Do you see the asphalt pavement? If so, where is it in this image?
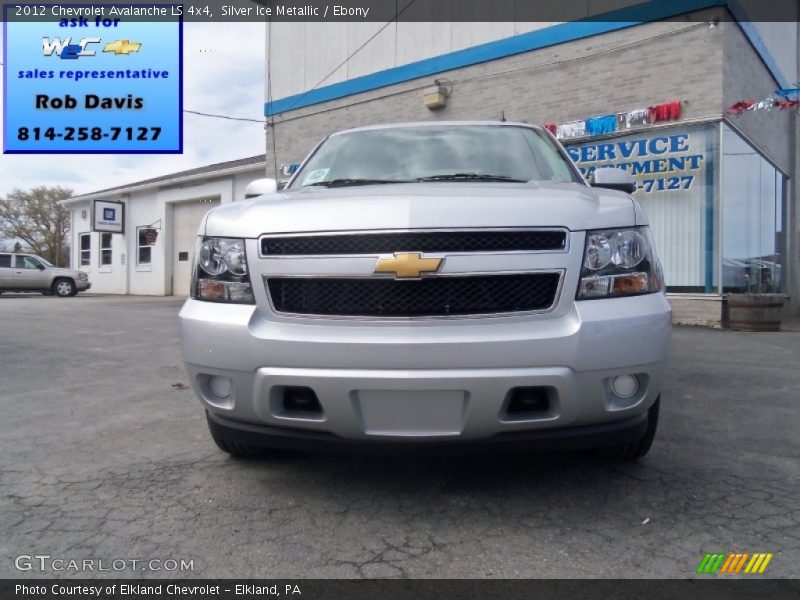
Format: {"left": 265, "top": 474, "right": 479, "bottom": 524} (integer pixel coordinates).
{"left": 0, "top": 294, "right": 798, "bottom": 578}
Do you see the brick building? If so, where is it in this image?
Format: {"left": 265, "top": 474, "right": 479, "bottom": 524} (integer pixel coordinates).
{"left": 262, "top": 3, "right": 799, "bottom": 325}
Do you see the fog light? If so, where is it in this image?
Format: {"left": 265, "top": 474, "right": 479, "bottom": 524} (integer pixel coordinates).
{"left": 209, "top": 375, "right": 233, "bottom": 398}
{"left": 611, "top": 374, "right": 638, "bottom": 399}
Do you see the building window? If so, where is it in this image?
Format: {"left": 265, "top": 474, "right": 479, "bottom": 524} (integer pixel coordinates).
{"left": 137, "top": 227, "right": 152, "bottom": 265}
{"left": 100, "top": 233, "right": 112, "bottom": 266}
{"left": 80, "top": 233, "right": 91, "bottom": 266}
{"left": 721, "top": 125, "right": 787, "bottom": 294}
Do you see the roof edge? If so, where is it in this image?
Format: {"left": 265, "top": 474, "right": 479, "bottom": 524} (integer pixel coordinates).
{"left": 61, "top": 156, "right": 266, "bottom": 206}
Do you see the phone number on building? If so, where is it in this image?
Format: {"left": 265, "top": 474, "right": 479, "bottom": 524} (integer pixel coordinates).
{"left": 16, "top": 126, "right": 162, "bottom": 142}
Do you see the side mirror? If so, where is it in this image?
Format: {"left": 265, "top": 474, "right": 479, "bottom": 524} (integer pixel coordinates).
{"left": 590, "top": 167, "right": 637, "bottom": 194}
{"left": 244, "top": 178, "right": 278, "bottom": 199}
{"left": 37, "top": 264, "right": 46, "bottom": 270}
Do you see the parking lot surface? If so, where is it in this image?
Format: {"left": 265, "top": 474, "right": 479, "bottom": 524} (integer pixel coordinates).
{"left": 1, "top": 294, "right": 798, "bottom": 578}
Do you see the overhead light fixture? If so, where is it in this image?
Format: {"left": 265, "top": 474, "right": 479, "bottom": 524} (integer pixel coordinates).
{"left": 424, "top": 79, "right": 452, "bottom": 110}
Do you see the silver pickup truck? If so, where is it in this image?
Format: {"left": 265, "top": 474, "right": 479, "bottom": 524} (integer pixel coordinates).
{"left": 179, "top": 122, "right": 671, "bottom": 459}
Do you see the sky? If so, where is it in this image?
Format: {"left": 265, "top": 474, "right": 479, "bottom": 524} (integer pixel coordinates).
{"left": 0, "top": 23, "right": 267, "bottom": 198}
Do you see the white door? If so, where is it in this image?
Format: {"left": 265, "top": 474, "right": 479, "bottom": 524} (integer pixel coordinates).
{"left": 172, "top": 199, "right": 219, "bottom": 296}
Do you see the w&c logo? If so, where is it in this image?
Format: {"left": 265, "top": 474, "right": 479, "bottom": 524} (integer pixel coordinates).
{"left": 43, "top": 37, "right": 100, "bottom": 59}
{"left": 42, "top": 37, "right": 141, "bottom": 59}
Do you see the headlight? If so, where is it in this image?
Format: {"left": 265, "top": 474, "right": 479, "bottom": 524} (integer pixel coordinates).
{"left": 192, "top": 237, "right": 255, "bottom": 304}
{"left": 77, "top": 272, "right": 89, "bottom": 281}
{"left": 198, "top": 238, "right": 246, "bottom": 276}
{"left": 577, "top": 227, "right": 663, "bottom": 299}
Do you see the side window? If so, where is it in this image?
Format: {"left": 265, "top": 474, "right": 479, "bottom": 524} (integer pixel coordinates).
{"left": 0, "top": 254, "right": 11, "bottom": 268}
{"left": 137, "top": 227, "right": 152, "bottom": 265}
{"left": 16, "top": 256, "right": 41, "bottom": 269}
{"left": 80, "top": 234, "right": 91, "bottom": 266}
{"left": 100, "top": 233, "right": 112, "bottom": 266}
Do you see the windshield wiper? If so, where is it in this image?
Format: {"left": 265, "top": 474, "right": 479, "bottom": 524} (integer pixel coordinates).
{"left": 417, "top": 173, "right": 528, "bottom": 183}
{"left": 307, "top": 178, "right": 410, "bottom": 187}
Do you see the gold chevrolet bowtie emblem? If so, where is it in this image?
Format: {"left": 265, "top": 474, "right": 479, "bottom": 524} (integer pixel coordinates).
{"left": 103, "top": 40, "right": 142, "bottom": 55}
{"left": 374, "top": 252, "right": 443, "bottom": 278}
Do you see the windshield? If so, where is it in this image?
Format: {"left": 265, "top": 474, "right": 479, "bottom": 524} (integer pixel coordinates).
{"left": 290, "top": 125, "right": 581, "bottom": 188}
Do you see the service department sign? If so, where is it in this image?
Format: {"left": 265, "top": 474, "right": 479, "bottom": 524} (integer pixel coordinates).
{"left": 93, "top": 199, "right": 124, "bottom": 233}
{"left": 564, "top": 127, "right": 712, "bottom": 196}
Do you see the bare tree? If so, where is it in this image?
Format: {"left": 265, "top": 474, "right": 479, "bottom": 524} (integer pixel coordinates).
{"left": 0, "top": 186, "right": 72, "bottom": 266}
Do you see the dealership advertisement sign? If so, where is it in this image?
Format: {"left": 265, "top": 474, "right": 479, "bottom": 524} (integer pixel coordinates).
{"left": 93, "top": 199, "right": 124, "bottom": 233}
{"left": 565, "top": 130, "right": 709, "bottom": 195}
{"left": 3, "top": 6, "right": 182, "bottom": 153}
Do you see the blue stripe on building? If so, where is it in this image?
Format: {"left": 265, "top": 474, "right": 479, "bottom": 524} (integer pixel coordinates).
{"left": 265, "top": 0, "right": 789, "bottom": 117}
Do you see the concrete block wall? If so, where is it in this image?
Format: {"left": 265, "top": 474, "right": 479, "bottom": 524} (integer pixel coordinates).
{"left": 722, "top": 22, "right": 793, "bottom": 174}
{"left": 267, "top": 17, "right": 726, "bottom": 173}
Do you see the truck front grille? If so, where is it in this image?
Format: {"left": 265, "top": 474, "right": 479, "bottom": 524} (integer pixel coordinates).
{"left": 266, "top": 273, "right": 561, "bottom": 317}
{"left": 261, "top": 230, "right": 566, "bottom": 256}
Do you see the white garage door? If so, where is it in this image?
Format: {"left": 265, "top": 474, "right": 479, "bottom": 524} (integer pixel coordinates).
{"left": 172, "top": 199, "right": 220, "bottom": 296}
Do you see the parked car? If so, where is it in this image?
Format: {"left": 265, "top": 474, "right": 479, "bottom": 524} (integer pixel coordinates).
{"left": 0, "top": 252, "right": 91, "bottom": 297}
{"left": 180, "top": 122, "right": 671, "bottom": 459}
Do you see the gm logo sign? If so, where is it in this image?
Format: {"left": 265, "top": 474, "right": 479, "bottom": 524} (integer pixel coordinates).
{"left": 103, "top": 208, "right": 116, "bottom": 221}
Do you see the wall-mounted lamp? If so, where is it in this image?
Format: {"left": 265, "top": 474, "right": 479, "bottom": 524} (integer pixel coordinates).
{"left": 424, "top": 79, "right": 452, "bottom": 110}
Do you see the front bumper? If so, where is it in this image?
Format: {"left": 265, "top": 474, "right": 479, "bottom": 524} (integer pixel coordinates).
{"left": 77, "top": 281, "right": 91, "bottom": 291}
{"left": 180, "top": 293, "right": 671, "bottom": 445}
{"left": 207, "top": 408, "right": 650, "bottom": 454}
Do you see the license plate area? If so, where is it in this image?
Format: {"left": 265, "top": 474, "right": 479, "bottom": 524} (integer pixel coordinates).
{"left": 353, "top": 390, "right": 467, "bottom": 437}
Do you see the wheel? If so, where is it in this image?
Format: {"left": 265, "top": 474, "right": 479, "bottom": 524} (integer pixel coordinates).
{"left": 207, "top": 413, "right": 269, "bottom": 458}
{"left": 53, "top": 278, "right": 76, "bottom": 297}
{"left": 601, "top": 396, "right": 660, "bottom": 460}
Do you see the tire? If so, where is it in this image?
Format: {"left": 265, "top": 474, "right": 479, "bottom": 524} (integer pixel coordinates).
{"left": 53, "top": 278, "right": 76, "bottom": 297}
{"left": 601, "top": 396, "right": 660, "bottom": 460}
{"left": 207, "top": 413, "right": 269, "bottom": 458}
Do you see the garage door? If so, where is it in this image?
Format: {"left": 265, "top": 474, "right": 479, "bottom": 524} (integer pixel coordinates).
{"left": 172, "top": 199, "right": 220, "bottom": 296}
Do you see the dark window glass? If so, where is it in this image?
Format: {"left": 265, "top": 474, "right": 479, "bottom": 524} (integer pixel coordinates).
{"left": 137, "top": 228, "right": 152, "bottom": 265}
{"left": 16, "top": 255, "right": 41, "bottom": 269}
{"left": 80, "top": 234, "right": 91, "bottom": 266}
{"left": 0, "top": 254, "right": 10, "bottom": 267}
{"left": 100, "top": 233, "right": 112, "bottom": 266}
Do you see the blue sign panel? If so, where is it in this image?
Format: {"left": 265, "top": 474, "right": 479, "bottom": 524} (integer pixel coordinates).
{"left": 3, "top": 7, "right": 182, "bottom": 153}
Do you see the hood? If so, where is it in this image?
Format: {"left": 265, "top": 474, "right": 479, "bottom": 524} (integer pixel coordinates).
{"left": 51, "top": 267, "right": 84, "bottom": 278}
{"left": 204, "top": 181, "right": 638, "bottom": 238}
